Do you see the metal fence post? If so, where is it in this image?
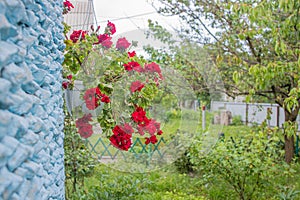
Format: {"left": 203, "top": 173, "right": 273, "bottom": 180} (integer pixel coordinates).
{"left": 296, "top": 133, "right": 299, "bottom": 157}
{"left": 202, "top": 105, "right": 206, "bottom": 130}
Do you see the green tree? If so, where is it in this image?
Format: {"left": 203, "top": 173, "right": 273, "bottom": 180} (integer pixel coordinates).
{"left": 144, "top": 20, "right": 223, "bottom": 107}
{"left": 153, "top": 0, "right": 300, "bottom": 163}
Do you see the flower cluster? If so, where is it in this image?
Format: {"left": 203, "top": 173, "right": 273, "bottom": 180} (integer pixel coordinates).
{"left": 109, "top": 124, "right": 134, "bottom": 151}
{"left": 123, "top": 61, "right": 164, "bottom": 80}
{"left": 130, "top": 81, "right": 144, "bottom": 93}
{"left": 107, "top": 21, "right": 116, "bottom": 35}
{"left": 62, "top": 1, "right": 165, "bottom": 151}
{"left": 131, "top": 107, "right": 163, "bottom": 144}
{"left": 63, "top": 0, "right": 74, "bottom": 14}
{"left": 83, "top": 87, "right": 110, "bottom": 110}
{"left": 62, "top": 74, "right": 73, "bottom": 89}
{"left": 75, "top": 113, "right": 93, "bottom": 138}
{"left": 70, "top": 30, "right": 87, "bottom": 43}
{"left": 116, "top": 37, "right": 131, "bottom": 51}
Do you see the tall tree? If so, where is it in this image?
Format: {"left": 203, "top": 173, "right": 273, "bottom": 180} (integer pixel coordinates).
{"left": 144, "top": 20, "right": 223, "bottom": 106}
{"left": 153, "top": 0, "right": 300, "bottom": 163}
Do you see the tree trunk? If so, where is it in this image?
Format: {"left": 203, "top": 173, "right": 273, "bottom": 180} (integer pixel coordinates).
{"left": 284, "top": 108, "right": 299, "bottom": 163}
{"left": 284, "top": 134, "right": 295, "bottom": 163}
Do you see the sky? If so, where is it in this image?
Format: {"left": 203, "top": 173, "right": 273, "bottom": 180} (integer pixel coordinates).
{"left": 92, "top": 0, "right": 181, "bottom": 53}
{"left": 93, "top": 0, "right": 180, "bottom": 34}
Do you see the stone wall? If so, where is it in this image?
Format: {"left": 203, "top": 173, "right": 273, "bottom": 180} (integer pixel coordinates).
{"left": 0, "top": 0, "right": 65, "bottom": 199}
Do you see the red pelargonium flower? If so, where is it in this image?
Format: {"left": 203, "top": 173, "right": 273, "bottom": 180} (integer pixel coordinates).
{"left": 101, "top": 37, "right": 113, "bottom": 48}
{"left": 62, "top": 81, "right": 69, "bottom": 89}
{"left": 76, "top": 113, "right": 92, "bottom": 124}
{"left": 101, "top": 94, "right": 110, "bottom": 103}
{"left": 116, "top": 37, "right": 131, "bottom": 50}
{"left": 83, "top": 87, "right": 102, "bottom": 110}
{"left": 144, "top": 62, "right": 161, "bottom": 74}
{"left": 95, "top": 34, "right": 112, "bottom": 48}
{"left": 96, "top": 34, "right": 109, "bottom": 44}
{"left": 137, "top": 125, "right": 145, "bottom": 136}
{"left": 123, "top": 123, "right": 134, "bottom": 134}
{"left": 123, "top": 61, "right": 143, "bottom": 72}
{"left": 70, "top": 30, "right": 87, "bottom": 43}
{"left": 157, "top": 130, "right": 163, "bottom": 135}
{"left": 131, "top": 106, "right": 148, "bottom": 124}
{"left": 130, "top": 81, "right": 144, "bottom": 93}
{"left": 63, "top": 0, "right": 74, "bottom": 14}
{"left": 66, "top": 74, "right": 73, "bottom": 80}
{"left": 110, "top": 124, "right": 133, "bottom": 151}
{"left": 75, "top": 114, "right": 93, "bottom": 138}
{"left": 107, "top": 21, "right": 116, "bottom": 35}
{"left": 128, "top": 51, "right": 136, "bottom": 58}
{"left": 77, "top": 123, "right": 93, "bottom": 138}
{"left": 145, "top": 135, "right": 158, "bottom": 145}
{"left": 144, "top": 119, "right": 160, "bottom": 135}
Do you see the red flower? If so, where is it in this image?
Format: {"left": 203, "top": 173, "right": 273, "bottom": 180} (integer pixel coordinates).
{"left": 63, "top": 0, "right": 74, "bottom": 14}
{"left": 101, "top": 37, "right": 113, "bottom": 48}
{"left": 64, "top": 0, "right": 74, "bottom": 10}
{"left": 70, "top": 30, "right": 87, "bottom": 43}
{"left": 67, "top": 74, "right": 73, "bottom": 80}
{"left": 137, "top": 125, "right": 145, "bottom": 136}
{"left": 112, "top": 125, "right": 123, "bottom": 135}
{"left": 107, "top": 21, "right": 116, "bottom": 35}
{"left": 128, "top": 51, "right": 136, "bottom": 58}
{"left": 144, "top": 62, "right": 161, "bottom": 74}
{"left": 75, "top": 114, "right": 93, "bottom": 138}
{"left": 76, "top": 113, "right": 92, "bottom": 124}
{"left": 130, "top": 81, "right": 144, "bottom": 93}
{"left": 116, "top": 37, "right": 131, "bottom": 50}
{"left": 157, "top": 130, "right": 163, "bottom": 135}
{"left": 95, "top": 34, "right": 112, "bottom": 48}
{"left": 96, "top": 34, "right": 109, "bottom": 44}
{"left": 123, "top": 123, "right": 134, "bottom": 134}
{"left": 123, "top": 61, "right": 143, "bottom": 72}
{"left": 144, "top": 119, "right": 160, "bottom": 135}
{"left": 110, "top": 125, "right": 132, "bottom": 151}
{"left": 62, "top": 81, "right": 69, "bottom": 89}
{"left": 145, "top": 135, "right": 158, "bottom": 145}
{"left": 101, "top": 94, "right": 110, "bottom": 103}
{"left": 83, "top": 87, "right": 102, "bottom": 110}
{"left": 77, "top": 123, "right": 93, "bottom": 138}
{"left": 131, "top": 106, "right": 148, "bottom": 124}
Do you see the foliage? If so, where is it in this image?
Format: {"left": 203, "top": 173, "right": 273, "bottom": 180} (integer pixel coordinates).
{"left": 231, "top": 115, "right": 244, "bottom": 126}
{"left": 276, "top": 186, "right": 300, "bottom": 200}
{"left": 81, "top": 164, "right": 205, "bottom": 200}
{"left": 62, "top": 1, "right": 168, "bottom": 152}
{"left": 153, "top": 0, "right": 300, "bottom": 163}
{"left": 68, "top": 160, "right": 300, "bottom": 200}
{"left": 191, "top": 127, "right": 294, "bottom": 199}
{"left": 144, "top": 20, "right": 223, "bottom": 106}
{"left": 64, "top": 108, "right": 96, "bottom": 199}
{"left": 174, "top": 149, "right": 195, "bottom": 173}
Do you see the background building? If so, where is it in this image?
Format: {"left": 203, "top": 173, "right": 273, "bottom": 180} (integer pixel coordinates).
{"left": 64, "top": 0, "right": 97, "bottom": 31}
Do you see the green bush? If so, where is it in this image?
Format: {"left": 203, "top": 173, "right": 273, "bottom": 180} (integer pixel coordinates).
{"left": 64, "top": 110, "right": 96, "bottom": 199}
{"left": 192, "top": 128, "right": 291, "bottom": 199}
{"left": 231, "top": 115, "right": 243, "bottom": 126}
{"left": 174, "top": 149, "right": 195, "bottom": 174}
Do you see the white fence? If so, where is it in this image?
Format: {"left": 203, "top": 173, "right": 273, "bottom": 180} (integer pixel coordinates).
{"left": 210, "top": 101, "right": 300, "bottom": 130}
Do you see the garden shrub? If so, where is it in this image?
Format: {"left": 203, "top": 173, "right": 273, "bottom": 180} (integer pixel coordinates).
{"left": 64, "top": 110, "right": 96, "bottom": 199}
{"left": 192, "top": 128, "right": 292, "bottom": 199}
{"left": 231, "top": 115, "right": 243, "bottom": 126}
{"left": 174, "top": 149, "right": 195, "bottom": 174}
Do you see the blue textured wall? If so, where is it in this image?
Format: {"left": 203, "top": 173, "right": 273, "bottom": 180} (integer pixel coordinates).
{"left": 0, "top": 0, "right": 65, "bottom": 199}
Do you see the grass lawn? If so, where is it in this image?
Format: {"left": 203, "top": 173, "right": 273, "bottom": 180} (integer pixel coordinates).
{"left": 66, "top": 110, "right": 300, "bottom": 200}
